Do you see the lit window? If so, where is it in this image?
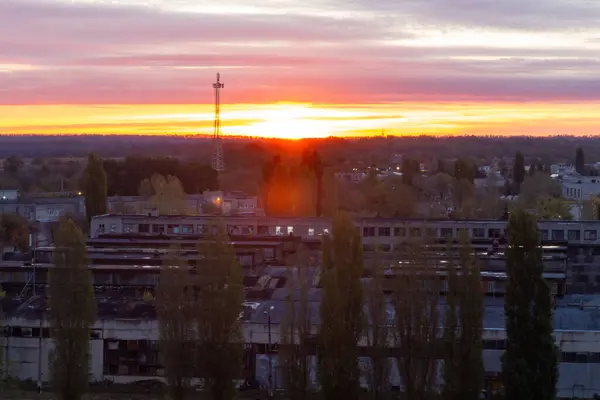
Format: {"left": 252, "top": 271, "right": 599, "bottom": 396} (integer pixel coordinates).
{"left": 323, "top": 228, "right": 329, "bottom": 234}
{"left": 287, "top": 226, "right": 293, "bottom": 234}
{"left": 308, "top": 228, "right": 315, "bottom": 236}
{"left": 275, "top": 226, "right": 282, "bottom": 235}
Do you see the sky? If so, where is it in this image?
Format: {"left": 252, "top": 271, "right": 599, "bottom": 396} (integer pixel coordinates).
{"left": 1, "top": 0, "right": 600, "bottom": 138}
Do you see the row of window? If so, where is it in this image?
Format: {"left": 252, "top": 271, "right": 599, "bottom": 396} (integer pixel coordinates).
{"left": 565, "top": 187, "right": 582, "bottom": 199}
{"left": 363, "top": 226, "right": 596, "bottom": 241}
{"left": 101, "top": 221, "right": 600, "bottom": 242}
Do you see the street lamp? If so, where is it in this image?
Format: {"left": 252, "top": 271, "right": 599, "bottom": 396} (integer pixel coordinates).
{"left": 263, "top": 305, "right": 275, "bottom": 397}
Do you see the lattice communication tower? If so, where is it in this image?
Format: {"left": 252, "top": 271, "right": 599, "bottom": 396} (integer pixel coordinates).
{"left": 211, "top": 72, "right": 225, "bottom": 172}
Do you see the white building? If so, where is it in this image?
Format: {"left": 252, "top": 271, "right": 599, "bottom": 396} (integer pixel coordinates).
{"left": 552, "top": 163, "right": 576, "bottom": 177}
{"left": 562, "top": 175, "right": 600, "bottom": 201}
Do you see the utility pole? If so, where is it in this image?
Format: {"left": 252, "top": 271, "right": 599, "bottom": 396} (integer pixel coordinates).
{"left": 264, "top": 305, "right": 275, "bottom": 397}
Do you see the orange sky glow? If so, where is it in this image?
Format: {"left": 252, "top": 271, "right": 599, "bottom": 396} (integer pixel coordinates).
{"left": 2, "top": 102, "right": 600, "bottom": 139}
{"left": 2, "top": 0, "right": 600, "bottom": 138}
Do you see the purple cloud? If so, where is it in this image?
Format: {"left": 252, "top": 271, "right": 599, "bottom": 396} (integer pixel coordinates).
{"left": 0, "top": 0, "right": 599, "bottom": 105}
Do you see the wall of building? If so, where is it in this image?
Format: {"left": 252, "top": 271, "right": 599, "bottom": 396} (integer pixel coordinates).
{"left": 4, "top": 318, "right": 600, "bottom": 397}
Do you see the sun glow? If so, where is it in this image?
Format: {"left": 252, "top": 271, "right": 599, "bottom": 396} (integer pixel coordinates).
{"left": 2, "top": 102, "right": 600, "bottom": 137}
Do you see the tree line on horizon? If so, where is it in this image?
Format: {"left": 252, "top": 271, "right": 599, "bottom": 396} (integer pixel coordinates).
{"left": 2, "top": 207, "right": 559, "bottom": 400}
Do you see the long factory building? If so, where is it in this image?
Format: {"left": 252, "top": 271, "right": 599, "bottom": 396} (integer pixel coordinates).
{"left": 3, "top": 214, "right": 600, "bottom": 398}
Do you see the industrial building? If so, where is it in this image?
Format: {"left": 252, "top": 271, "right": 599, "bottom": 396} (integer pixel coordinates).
{"left": 3, "top": 293, "right": 600, "bottom": 399}
{"left": 3, "top": 214, "right": 600, "bottom": 398}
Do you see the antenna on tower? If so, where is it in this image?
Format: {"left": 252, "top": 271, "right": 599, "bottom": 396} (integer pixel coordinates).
{"left": 211, "top": 72, "right": 225, "bottom": 172}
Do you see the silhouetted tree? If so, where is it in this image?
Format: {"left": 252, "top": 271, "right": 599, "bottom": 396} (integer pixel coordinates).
{"left": 156, "top": 247, "right": 196, "bottom": 400}
{"left": 0, "top": 213, "right": 30, "bottom": 257}
{"left": 83, "top": 153, "right": 107, "bottom": 224}
{"left": 318, "top": 213, "right": 364, "bottom": 400}
{"left": 363, "top": 249, "right": 391, "bottom": 400}
{"left": 502, "top": 210, "right": 558, "bottom": 400}
{"left": 280, "top": 244, "right": 312, "bottom": 400}
{"left": 392, "top": 238, "right": 441, "bottom": 400}
{"left": 48, "top": 218, "right": 97, "bottom": 400}
{"left": 443, "top": 232, "right": 483, "bottom": 400}
{"left": 513, "top": 152, "right": 525, "bottom": 191}
{"left": 3, "top": 155, "right": 24, "bottom": 175}
{"left": 576, "top": 147, "right": 586, "bottom": 175}
{"left": 195, "top": 227, "right": 244, "bottom": 400}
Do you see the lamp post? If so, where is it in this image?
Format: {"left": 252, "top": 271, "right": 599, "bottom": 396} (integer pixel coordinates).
{"left": 264, "top": 305, "right": 275, "bottom": 397}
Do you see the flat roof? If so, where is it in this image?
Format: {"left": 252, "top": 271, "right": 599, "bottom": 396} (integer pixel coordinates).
{"left": 5, "top": 293, "right": 600, "bottom": 332}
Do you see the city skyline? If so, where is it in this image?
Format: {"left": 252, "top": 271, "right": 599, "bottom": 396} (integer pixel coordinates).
{"left": 1, "top": 0, "right": 600, "bottom": 138}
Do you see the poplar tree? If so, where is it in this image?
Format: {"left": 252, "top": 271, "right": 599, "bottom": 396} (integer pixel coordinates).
{"left": 392, "top": 237, "right": 441, "bottom": 400}
{"left": 195, "top": 228, "right": 244, "bottom": 400}
{"left": 83, "top": 153, "right": 107, "bottom": 224}
{"left": 443, "top": 232, "right": 483, "bottom": 400}
{"left": 156, "top": 247, "right": 196, "bottom": 400}
{"left": 502, "top": 210, "right": 558, "bottom": 400}
{"left": 0, "top": 284, "right": 5, "bottom": 378}
{"left": 280, "top": 244, "right": 313, "bottom": 400}
{"left": 363, "top": 250, "right": 391, "bottom": 400}
{"left": 48, "top": 218, "right": 97, "bottom": 400}
{"left": 318, "top": 212, "right": 364, "bottom": 400}
{"left": 513, "top": 152, "right": 525, "bottom": 190}
{"left": 576, "top": 147, "right": 585, "bottom": 175}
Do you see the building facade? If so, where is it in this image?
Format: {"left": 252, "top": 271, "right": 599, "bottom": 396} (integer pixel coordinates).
{"left": 4, "top": 295, "right": 600, "bottom": 399}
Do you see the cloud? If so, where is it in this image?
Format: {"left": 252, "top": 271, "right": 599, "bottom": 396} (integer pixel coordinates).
{"left": 0, "top": 0, "right": 599, "bottom": 106}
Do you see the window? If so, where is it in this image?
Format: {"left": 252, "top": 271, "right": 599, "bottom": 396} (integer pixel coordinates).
{"left": 540, "top": 230, "right": 549, "bottom": 241}
{"left": 363, "top": 244, "right": 375, "bottom": 252}
{"left": 440, "top": 228, "right": 453, "bottom": 238}
{"left": 568, "top": 230, "right": 581, "bottom": 240}
{"left": 378, "top": 227, "right": 390, "bottom": 237}
{"left": 182, "top": 224, "right": 193, "bottom": 234}
{"left": 410, "top": 228, "right": 421, "bottom": 237}
{"left": 488, "top": 228, "right": 501, "bottom": 238}
{"left": 380, "top": 244, "right": 391, "bottom": 252}
{"left": 472, "top": 228, "right": 485, "bottom": 238}
{"left": 457, "top": 228, "right": 469, "bottom": 238}
{"left": 275, "top": 226, "right": 282, "bottom": 235}
{"left": 98, "top": 224, "right": 105, "bottom": 233}
{"left": 138, "top": 224, "right": 150, "bottom": 233}
{"left": 363, "top": 227, "right": 376, "bottom": 237}
{"left": 426, "top": 228, "right": 437, "bottom": 237}
{"left": 167, "top": 224, "right": 179, "bottom": 234}
{"left": 287, "top": 226, "right": 294, "bottom": 235}
{"left": 551, "top": 230, "right": 565, "bottom": 240}
{"left": 308, "top": 228, "right": 315, "bottom": 236}
{"left": 197, "top": 224, "right": 205, "bottom": 234}
{"left": 257, "top": 225, "right": 269, "bottom": 235}
{"left": 585, "top": 230, "right": 597, "bottom": 241}
{"left": 394, "top": 227, "right": 406, "bottom": 237}
{"left": 110, "top": 224, "right": 117, "bottom": 233}
{"left": 152, "top": 224, "right": 164, "bottom": 234}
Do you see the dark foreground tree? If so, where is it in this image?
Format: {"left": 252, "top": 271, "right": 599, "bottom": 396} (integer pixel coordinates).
{"left": 513, "top": 152, "right": 525, "bottom": 191}
{"left": 280, "top": 244, "right": 313, "bottom": 400}
{"left": 392, "top": 238, "right": 441, "bottom": 400}
{"left": 576, "top": 147, "right": 585, "bottom": 175}
{"left": 363, "top": 250, "right": 391, "bottom": 400}
{"left": 0, "top": 284, "right": 5, "bottom": 377}
{"left": 443, "top": 232, "right": 483, "bottom": 400}
{"left": 195, "top": 228, "right": 245, "bottom": 400}
{"left": 83, "top": 153, "right": 107, "bottom": 224}
{"left": 318, "top": 212, "right": 364, "bottom": 400}
{"left": 0, "top": 213, "right": 30, "bottom": 258}
{"left": 502, "top": 210, "right": 558, "bottom": 400}
{"left": 48, "top": 218, "right": 97, "bottom": 400}
{"left": 156, "top": 247, "right": 196, "bottom": 400}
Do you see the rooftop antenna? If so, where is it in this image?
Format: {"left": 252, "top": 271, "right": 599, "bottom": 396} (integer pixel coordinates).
{"left": 211, "top": 72, "right": 225, "bottom": 172}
